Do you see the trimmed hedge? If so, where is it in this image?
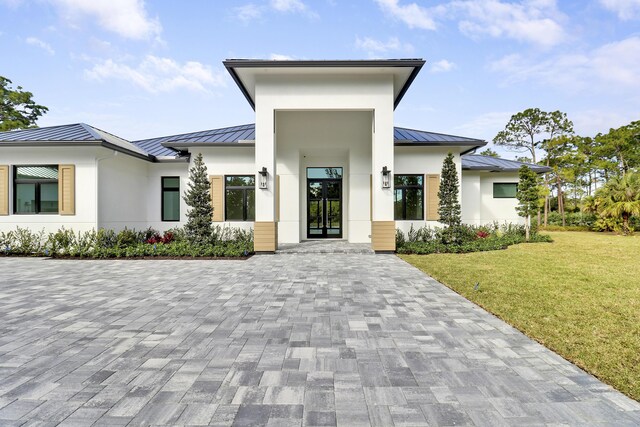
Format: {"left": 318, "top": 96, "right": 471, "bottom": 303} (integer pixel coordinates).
{"left": 396, "top": 223, "right": 552, "bottom": 255}
{"left": 0, "top": 226, "right": 253, "bottom": 258}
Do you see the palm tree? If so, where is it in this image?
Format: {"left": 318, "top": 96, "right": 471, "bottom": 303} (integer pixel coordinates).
{"left": 597, "top": 172, "right": 640, "bottom": 235}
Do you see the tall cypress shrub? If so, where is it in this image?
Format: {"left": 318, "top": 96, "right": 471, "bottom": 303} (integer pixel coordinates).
{"left": 438, "top": 152, "right": 461, "bottom": 227}
{"left": 517, "top": 165, "right": 541, "bottom": 241}
{"left": 183, "top": 153, "right": 213, "bottom": 244}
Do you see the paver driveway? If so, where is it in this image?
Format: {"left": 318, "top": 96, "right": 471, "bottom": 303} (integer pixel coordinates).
{"left": 0, "top": 255, "right": 639, "bottom": 426}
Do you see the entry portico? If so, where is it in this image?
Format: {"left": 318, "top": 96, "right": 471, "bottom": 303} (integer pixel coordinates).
{"left": 223, "top": 59, "right": 426, "bottom": 252}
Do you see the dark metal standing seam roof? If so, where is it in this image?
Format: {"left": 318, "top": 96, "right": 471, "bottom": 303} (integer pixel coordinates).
{"left": 0, "top": 123, "right": 152, "bottom": 160}
{"left": 132, "top": 124, "right": 256, "bottom": 156}
{"left": 461, "top": 155, "right": 552, "bottom": 173}
{"left": 131, "top": 123, "right": 486, "bottom": 156}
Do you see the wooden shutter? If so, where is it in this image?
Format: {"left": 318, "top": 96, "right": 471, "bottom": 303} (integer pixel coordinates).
{"left": 210, "top": 175, "right": 224, "bottom": 222}
{"left": 58, "top": 165, "right": 75, "bottom": 215}
{"left": 0, "top": 165, "right": 8, "bottom": 216}
{"left": 426, "top": 174, "right": 440, "bottom": 221}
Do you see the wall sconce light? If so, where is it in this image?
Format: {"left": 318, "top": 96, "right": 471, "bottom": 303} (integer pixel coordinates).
{"left": 381, "top": 166, "right": 391, "bottom": 188}
{"left": 259, "top": 167, "right": 268, "bottom": 189}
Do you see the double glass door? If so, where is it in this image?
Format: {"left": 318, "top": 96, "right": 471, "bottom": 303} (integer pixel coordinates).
{"left": 307, "top": 168, "right": 342, "bottom": 238}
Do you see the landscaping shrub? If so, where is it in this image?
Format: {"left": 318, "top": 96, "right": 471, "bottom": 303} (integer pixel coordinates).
{"left": 0, "top": 225, "right": 253, "bottom": 258}
{"left": 396, "top": 222, "right": 551, "bottom": 255}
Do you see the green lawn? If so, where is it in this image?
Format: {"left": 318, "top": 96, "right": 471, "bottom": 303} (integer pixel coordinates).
{"left": 400, "top": 231, "right": 640, "bottom": 401}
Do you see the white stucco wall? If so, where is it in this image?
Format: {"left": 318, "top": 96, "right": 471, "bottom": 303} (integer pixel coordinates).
{"left": 198, "top": 146, "right": 255, "bottom": 233}
{"left": 254, "top": 73, "right": 395, "bottom": 242}
{"left": 479, "top": 172, "right": 523, "bottom": 225}
{"left": 394, "top": 146, "right": 463, "bottom": 234}
{"left": 0, "top": 146, "right": 100, "bottom": 233}
{"left": 98, "top": 153, "right": 150, "bottom": 231}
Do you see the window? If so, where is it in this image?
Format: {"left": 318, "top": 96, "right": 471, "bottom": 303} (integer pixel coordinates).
{"left": 493, "top": 182, "right": 518, "bottom": 198}
{"left": 225, "top": 175, "right": 255, "bottom": 221}
{"left": 162, "top": 177, "right": 180, "bottom": 221}
{"left": 394, "top": 175, "right": 424, "bottom": 220}
{"left": 14, "top": 166, "right": 58, "bottom": 214}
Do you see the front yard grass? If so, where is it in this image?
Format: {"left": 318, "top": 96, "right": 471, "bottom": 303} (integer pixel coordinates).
{"left": 400, "top": 231, "right": 640, "bottom": 401}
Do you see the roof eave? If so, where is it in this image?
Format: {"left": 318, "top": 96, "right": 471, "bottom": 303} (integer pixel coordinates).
{"left": 223, "top": 59, "right": 426, "bottom": 112}
{"left": 161, "top": 141, "right": 256, "bottom": 148}
{"left": 0, "top": 140, "right": 154, "bottom": 162}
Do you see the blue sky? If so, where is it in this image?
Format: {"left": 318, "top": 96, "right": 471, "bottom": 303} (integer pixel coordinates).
{"left": 1, "top": 0, "right": 639, "bottom": 157}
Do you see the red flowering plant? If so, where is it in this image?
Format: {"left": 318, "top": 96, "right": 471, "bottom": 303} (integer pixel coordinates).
{"left": 476, "top": 230, "right": 490, "bottom": 239}
{"left": 146, "top": 231, "right": 174, "bottom": 245}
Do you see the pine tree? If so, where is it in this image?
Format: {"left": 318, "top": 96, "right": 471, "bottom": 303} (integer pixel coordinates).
{"left": 438, "top": 152, "right": 461, "bottom": 227}
{"left": 516, "top": 165, "right": 541, "bottom": 241}
{"left": 183, "top": 153, "right": 213, "bottom": 244}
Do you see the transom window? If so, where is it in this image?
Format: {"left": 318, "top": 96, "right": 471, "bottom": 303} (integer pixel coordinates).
{"left": 394, "top": 175, "right": 424, "bottom": 220}
{"left": 225, "top": 175, "right": 255, "bottom": 221}
{"left": 493, "top": 182, "right": 518, "bottom": 198}
{"left": 14, "top": 165, "right": 59, "bottom": 214}
{"left": 307, "top": 167, "right": 343, "bottom": 179}
{"left": 161, "top": 177, "right": 180, "bottom": 221}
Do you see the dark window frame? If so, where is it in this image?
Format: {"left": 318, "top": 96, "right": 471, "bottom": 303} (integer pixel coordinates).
{"left": 493, "top": 182, "right": 518, "bottom": 199}
{"left": 225, "top": 175, "right": 255, "bottom": 222}
{"left": 394, "top": 174, "right": 424, "bottom": 221}
{"left": 13, "top": 165, "right": 59, "bottom": 215}
{"left": 161, "top": 176, "right": 180, "bottom": 222}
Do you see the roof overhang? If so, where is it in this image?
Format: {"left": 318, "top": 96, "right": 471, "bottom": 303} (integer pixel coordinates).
{"left": 223, "top": 59, "right": 426, "bottom": 111}
{"left": 0, "top": 140, "right": 154, "bottom": 162}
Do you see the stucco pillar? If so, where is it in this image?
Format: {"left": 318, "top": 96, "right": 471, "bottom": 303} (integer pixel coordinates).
{"left": 254, "top": 106, "right": 277, "bottom": 252}
{"left": 371, "top": 106, "right": 395, "bottom": 252}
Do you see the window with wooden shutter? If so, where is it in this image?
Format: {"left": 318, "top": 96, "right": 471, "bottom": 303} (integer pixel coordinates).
{"left": 210, "top": 175, "right": 224, "bottom": 222}
{"left": 58, "top": 164, "right": 75, "bottom": 215}
{"left": 426, "top": 174, "right": 440, "bottom": 221}
{"left": 0, "top": 165, "right": 8, "bottom": 216}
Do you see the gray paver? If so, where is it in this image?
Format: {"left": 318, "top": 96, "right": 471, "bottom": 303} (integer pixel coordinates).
{"left": 0, "top": 254, "right": 639, "bottom": 426}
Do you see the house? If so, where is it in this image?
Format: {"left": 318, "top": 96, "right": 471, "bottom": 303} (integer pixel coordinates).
{"left": 0, "top": 59, "right": 549, "bottom": 252}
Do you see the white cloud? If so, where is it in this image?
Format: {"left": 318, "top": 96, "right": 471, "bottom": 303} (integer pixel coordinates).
{"left": 490, "top": 36, "right": 640, "bottom": 91}
{"left": 270, "top": 0, "right": 306, "bottom": 12}
{"left": 25, "top": 36, "right": 55, "bottom": 55}
{"left": 269, "top": 53, "right": 294, "bottom": 60}
{"left": 451, "top": 0, "right": 567, "bottom": 48}
{"left": 430, "top": 59, "right": 456, "bottom": 73}
{"left": 373, "top": 0, "right": 566, "bottom": 47}
{"left": 355, "top": 36, "right": 414, "bottom": 57}
{"left": 235, "top": 4, "right": 262, "bottom": 22}
{"left": 599, "top": 0, "right": 640, "bottom": 20}
{"left": 49, "top": 0, "right": 161, "bottom": 40}
{"left": 374, "top": 0, "right": 438, "bottom": 30}
{"left": 85, "top": 55, "right": 226, "bottom": 94}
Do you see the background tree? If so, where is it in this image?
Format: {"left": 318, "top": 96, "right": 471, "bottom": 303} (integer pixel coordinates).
{"left": 493, "top": 108, "right": 548, "bottom": 163}
{"left": 0, "top": 76, "right": 48, "bottom": 131}
{"left": 516, "top": 165, "right": 541, "bottom": 241}
{"left": 479, "top": 148, "right": 499, "bottom": 157}
{"left": 594, "top": 121, "right": 640, "bottom": 178}
{"left": 438, "top": 153, "right": 461, "bottom": 227}
{"left": 183, "top": 153, "right": 213, "bottom": 244}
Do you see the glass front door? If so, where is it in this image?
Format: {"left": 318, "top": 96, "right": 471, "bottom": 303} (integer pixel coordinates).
{"left": 307, "top": 168, "right": 342, "bottom": 239}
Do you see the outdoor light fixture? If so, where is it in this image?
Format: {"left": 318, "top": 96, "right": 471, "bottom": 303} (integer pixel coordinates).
{"left": 381, "top": 166, "right": 391, "bottom": 188}
{"left": 259, "top": 167, "right": 268, "bottom": 189}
